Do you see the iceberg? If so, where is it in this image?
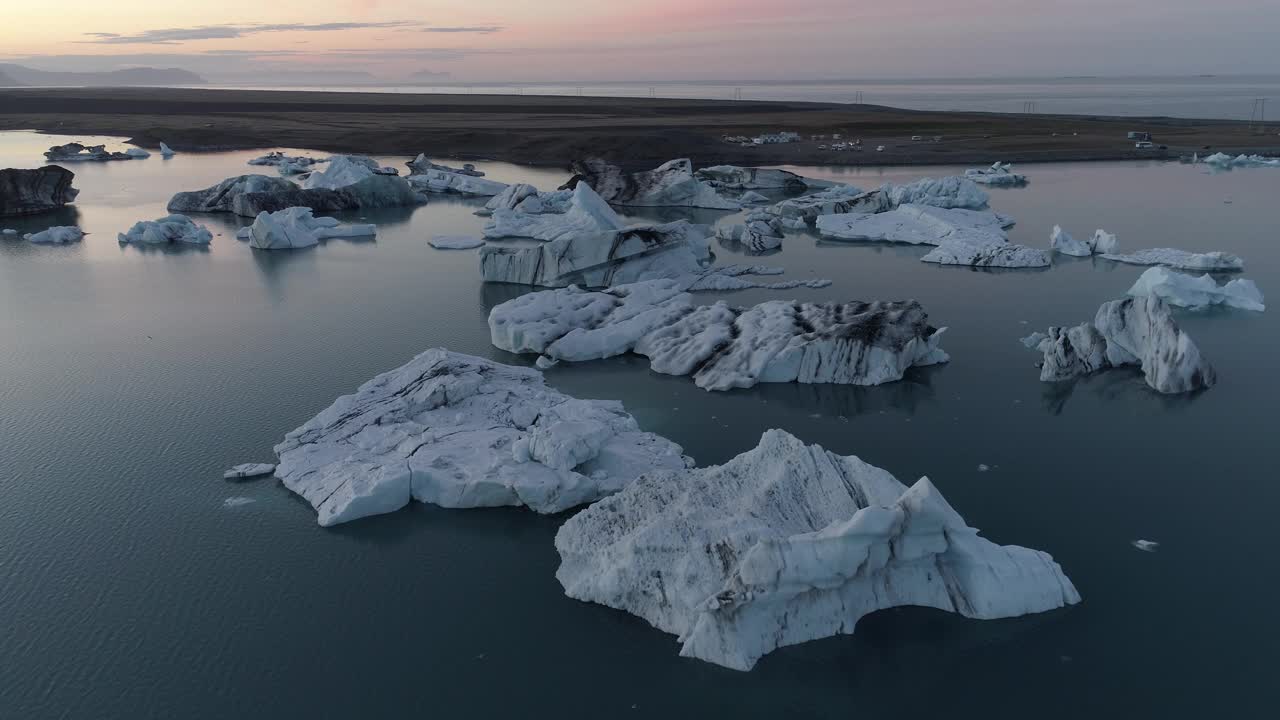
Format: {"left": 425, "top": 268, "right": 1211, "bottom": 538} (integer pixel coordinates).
{"left": 0, "top": 166, "right": 79, "bottom": 217}
{"left": 483, "top": 183, "right": 625, "bottom": 242}
{"left": 125, "top": 148, "right": 151, "bottom": 159}
{"left": 43, "top": 142, "right": 137, "bottom": 162}
{"left": 1202, "top": 153, "right": 1280, "bottom": 170}
{"left": 159, "top": 143, "right": 176, "bottom": 159}
{"left": 964, "top": 162, "right": 1028, "bottom": 186}
{"left": 168, "top": 173, "right": 424, "bottom": 218}
{"left": 883, "top": 176, "right": 990, "bottom": 211}
{"left": 739, "top": 190, "right": 770, "bottom": 205}
{"left": 406, "top": 154, "right": 485, "bottom": 177}
{"left": 715, "top": 210, "right": 784, "bottom": 254}
{"left": 1126, "top": 266, "right": 1264, "bottom": 311}
{"left": 1050, "top": 225, "right": 1117, "bottom": 256}
{"left": 490, "top": 281, "right": 949, "bottom": 391}
{"left": 1030, "top": 296, "right": 1216, "bottom": 393}
{"left": 248, "top": 152, "right": 327, "bottom": 175}
{"left": 302, "top": 155, "right": 398, "bottom": 190}
{"left": 243, "top": 207, "right": 376, "bottom": 250}
{"left": 480, "top": 219, "right": 712, "bottom": 288}
{"left": 694, "top": 165, "right": 835, "bottom": 191}
{"left": 766, "top": 185, "right": 871, "bottom": 227}
{"left": 556, "top": 429, "right": 1080, "bottom": 671}
{"left": 1100, "top": 248, "right": 1244, "bottom": 272}
{"left": 817, "top": 204, "right": 1011, "bottom": 246}
{"left": 429, "top": 235, "right": 484, "bottom": 249}
{"left": 768, "top": 176, "right": 988, "bottom": 229}
{"left": 406, "top": 154, "right": 506, "bottom": 196}
{"left": 223, "top": 463, "right": 276, "bottom": 480}
{"left": 24, "top": 226, "right": 84, "bottom": 244}
{"left": 921, "top": 236, "right": 1051, "bottom": 268}
{"left": 566, "top": 158, "right": 740, "bottom": 210}
{"left": 270, "top": 349, "right": 689, "bottom": 526}
{"left": 117, "top": 214, "right": 212, "bottom": 245}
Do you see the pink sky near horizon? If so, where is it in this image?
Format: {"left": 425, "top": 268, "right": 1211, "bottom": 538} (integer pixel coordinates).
{"left": 2, "top": 0, "right": 1278, "bottom": 82}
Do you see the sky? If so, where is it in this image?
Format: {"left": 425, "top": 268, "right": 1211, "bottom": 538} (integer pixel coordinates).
{"left": 2, "top": 0, "right": 1279, "bottom": 83}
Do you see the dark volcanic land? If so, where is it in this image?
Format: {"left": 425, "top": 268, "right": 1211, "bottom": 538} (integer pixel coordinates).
{"left": 2, "top": 87, "right": 1277, "bottom": 169}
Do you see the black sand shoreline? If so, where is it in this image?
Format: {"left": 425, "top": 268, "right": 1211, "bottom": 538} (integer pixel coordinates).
{"left": 2, "top": 87, "right": 1276, "bottom": 169}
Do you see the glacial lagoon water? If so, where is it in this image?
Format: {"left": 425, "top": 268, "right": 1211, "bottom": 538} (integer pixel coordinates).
{"left": 2, "top": 130, "right": 1278, "bottom": 718}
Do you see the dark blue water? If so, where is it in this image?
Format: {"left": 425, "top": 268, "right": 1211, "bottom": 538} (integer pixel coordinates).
{"left": 2, "top": 131, "right": 1277, "bottom": 718}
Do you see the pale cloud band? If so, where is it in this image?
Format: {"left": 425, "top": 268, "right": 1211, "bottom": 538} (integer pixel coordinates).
{"left": 80, "top": 22, "right": 502, "bottom": 45}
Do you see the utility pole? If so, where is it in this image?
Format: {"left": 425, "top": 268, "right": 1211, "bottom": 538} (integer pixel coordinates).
{"left": 576, "top": 86, "right": 583, "bottom": 97}
{"left": 1023, "top": 101, "right": 1038, "bottom": 114}
{"left": 1249, "top": 98, "right": 1267, "bottom": 133}
{"left": 733, "top": 87, "right": 743, "bottom": 101}
{"left": 649, "top": 87, "right": 655, "bottom": 98}
{"left": 853, "top": 90, "right": 864, "bottom": 104}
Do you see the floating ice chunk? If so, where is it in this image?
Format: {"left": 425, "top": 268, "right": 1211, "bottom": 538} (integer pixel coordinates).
{"left": 248, "top": 152, "right": 327, "bottom": 175}
{"left": 223, "top": 463, "right": 276, "bottom": 480}
{"left": 884, "top": 176, "right": 990, "bottom": 211}
{"left": 223, "top": 496, "right": 255, "bottom": 508}
{"left": 818, "top": 204, "right": 1010, "bottom": 245}
{"left": 2, "top": 229, "right": 17, "bottom": 236}
{"left": 159, "top": 143, "right": 176, "bottom": 158}
{"left": 921, "top": 236, "right": 1050, "bottom": 268}
{"left": 429, "top": 235, "right": 485, "bottom": 250}
{"left": 269, "top": 349, "right": 688, "bottom": 526}
{"left": 694, "top": 165, "right": 835, "bottom": 191}
{"left": 1091, "top": 229, "right": 1118, "bottom": 254}
{"left": 125, "top": 147, "right": 151, "bottom": 159}
{"left": 407, "top": 167, "right": 507, "bottom": 196}
{"left": 964, "top": 162, "right": 1028, "bottom": 186}
{"left": 1050, "top": 225, "right": 1091, "bottom": 257}
{"left": 169, "top": 173, "right": 423, "bottom": 217}
{"left": 1126, "top": 266, "right": 1264, "bottom": 311}
{"left": 44, "top": 142, "right": 137, "bottom": 162}
{"left": 766, "top": 185, "right": 870, "bottom": 227}
{"left": 243, "top": 207, "right": 375, "bottom": 250}
{"left": 490, "top": 281, "right": 948, "bottom": 391}
{"left": 567, "top": 158, "right": 740, "bottom": 209}
{"left": 406, "top": 154, "right": 485, "bottom": 177}
{"left": 1202, "top": 153, "right": 1280, "bottom": 170}
{"left": 715, "top": 210, "right": 784, "bottom": 254}
{"left": 977, "top": 463, "right": 991, "bottom": 472}
{"left": 739, "top": 191, "right": 770, "bottom": 204}
{"left": 0, "top": 166, "right": 79, "bottom": 217}
{"left": 481, "top": 218, "right": 712, "bottom": 288}
{"left": 1020, "top": 332, "right": 1049, "bottom": 349}
{"left": 24, "top": 226, "right": 84, "bottom": 244}
{"left": 1100, "top": 248, "right": 1244, "bottom": 272}
{"left": 484, "top": 183, "right": 624, "bottom": 242}
{"left": 1132, "top": 540, "right": 1160, "bottom": 552}
{"left": 555, "top": 429, "right": 1080, "bottom": 671}
{"left": 1032, "top": 296, "right": 1215, "bottom": 393}
{"left": 302, "top": 155, "right": 398, "bottom": 190}
{"left": 118, "top": 214, "right": 212, "bottom": 245}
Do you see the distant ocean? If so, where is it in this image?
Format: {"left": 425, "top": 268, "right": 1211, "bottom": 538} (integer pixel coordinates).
{"left": 200, "top": 75, "right": 1280, "bottom": 121}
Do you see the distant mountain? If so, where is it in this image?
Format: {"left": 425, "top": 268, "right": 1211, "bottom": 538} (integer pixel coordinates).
{"left": 209, "top": 70, "right": 381, "bottom": 86}
{"left": 409, "top": 70, "right": 452, "bottom": 82}
{"left": 0, "top": 70, "right": 22, "bottom": 87}
{"left": 0, "top": 64, "right": 205, "bottom": 87}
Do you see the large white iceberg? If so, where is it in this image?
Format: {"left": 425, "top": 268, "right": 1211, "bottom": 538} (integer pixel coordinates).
{"left": 490, "top": 281, "right": 949, "bottom": 391}
{"left": 1050, "top": 225, "right": 1117, "bottom": 256}
{"left": 568, "top": 158, "right": 740, "bottom": 210}
{"left": 694, "top": 165, "right": 835, "bottom": 191}
{"left": 117, "top": 214, "right": 212, "bottom": 245}
{"left": 964, "top": 162, "right": 1028, "bottom": 186}
{"left": 24, "top": 226, "right": 84, "bottom": 244}
{"left": 243, "top": 207, "right": 376, "bottom": 250}
{"left": 556, "top": 429, "right": 1080, "bottom": 671}
{"left": 271, "top": 349, "right": 689, "bottom": 526}
{"left": 481, "top": 219, "right": 712, "bottom": 287}
{"left": 302, "top": 155, "right": 398, "bottom": 190}
{"left": 817, "top": 204, "right": 1010, "bottom": 246}
{"left": 884, "top": 176, "right": 990, "bottom": 211}
{"left": 1100, "top": 248, "right": 1244, "bottom": 272}
{"left": 1126, "top": 266, "right": 1264, "bottom": 311}
{"left": 484, "top": 183, "right": 624, "bottom": 242}
{"left": 715, "top": 210, "right": 784, "bottom": 254}
{"left": 1030, "top": 296, "right": 1216, "bottom": 393}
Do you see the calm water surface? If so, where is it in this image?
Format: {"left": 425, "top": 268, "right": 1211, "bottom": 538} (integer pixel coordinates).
{"left": 1, "top": 130, "right": 1277, "bottom": 718}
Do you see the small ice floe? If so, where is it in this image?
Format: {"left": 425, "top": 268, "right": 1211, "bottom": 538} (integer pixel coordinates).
{"left": 159, "top": 143, "right": 176, "bottom": 158}
{"left": 24, "top": 226, "right": 84, "bottom": 244}
{"left": 118, "top": 215, "right": 212, "bottom": 245}
{"left": 964, "top": 162, "right": 1028, "bottom": 187}
{"left": 1132, "top": 539, "right": 1160, "bottom": 552}
{"left": 977, "top": 464, "right": 991, "bottom": 472}
{"left": 44, "top": 142, "right": 137, "bottom": 162}
{"left": 1100, "top": 248, "right": 1244, "bottom": 272}
{"left": 1202, "top": 153, "right": 1280, "bottom": 170}
{"left": 429, "top": 235, "right": 485, "bottom": 250}
{"left": 223, "top": 496, "right": 256, "bottom": 508}
{"left": 223, "top": 463, "right": 276, "bottom": 480}
{"left": 1126, "top": 266, "right": 1264, "bottom": 312}
{"left": 242, "top": 207, "right": 376, "bottom": 250}
{"left": 125, "top": 147, "right": 151, "bottom": 159}
{"left": 2, "top": 228, "right": 18, "bottom": 236}
{"left": 1020, "top": 332, "right": 1048, "bottom": 349}
{"left": 1049, "top": 225, "right": 1116, "bottom": 256}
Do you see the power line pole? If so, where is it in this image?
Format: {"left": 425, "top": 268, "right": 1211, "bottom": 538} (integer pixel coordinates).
{"left": 853, "top": 90, "right": 863, "bottom": 104}
{"left": 1249, "top": 98, "right": 1267, "bottom": 132}
{"left": 733, "top": 87, "right": 742, "bottom": 101}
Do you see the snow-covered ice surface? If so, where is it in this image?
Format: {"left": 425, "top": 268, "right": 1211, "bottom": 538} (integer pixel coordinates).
{"left": 243, "top": 207, "right": 376, "bottom": 250}
{"left": 1030, "top": 296, "right": 1216, "bottom": 393}
{"left": 223, "top": 463, "right": 276, "bottom": 480}
{"left": 1100, "top": 248, "right": 1244, "bottom": 272}
{"left": 484, "top": 183, "right": 624, "bottom": 242}
{"left": 964, "top": 162, "right": 1028, "bottom": 186}
{"left": 695, "top": 165, "right": 835, "bottom": 191}
{"left": 429, "top": 235, "right": 485, "bottom": 250}
{"left": 1126, "top": 267, "right": 1264, "bottom": 311}
{"left": 569, "top": 158, "right": 740, "bottom": 210}
{"left": 24, "top": 226, "right": 84, "bottom": 244}
{"left": 480, "top": 218, "right": 713, "bottom": 288}
{"left": 117, "top": 215, "right": 212, "bottom": 245}
{"left": 490, "top": 281, "right": 948, "bottom": 391}
{"left": 270, "top": 349, "right": 688, "bottom": 526}
{"left": 555, "top": 429, "right": 1080, "bottom": 671}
